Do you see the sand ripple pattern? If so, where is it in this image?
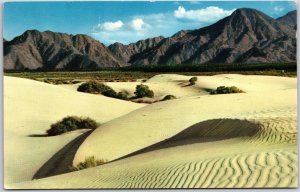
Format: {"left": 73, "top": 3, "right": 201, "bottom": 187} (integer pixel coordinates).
{"left": 110, "top": 151, "right": 297, "bottom": 188}
{"left": 247, "top": 117, "right": 297, "bottom": 144}
{"left": 53, "top": 149, "right": 296, "bottom": 189}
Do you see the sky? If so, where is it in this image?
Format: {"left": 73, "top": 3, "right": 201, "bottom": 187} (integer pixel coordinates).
{"left": 3, "top": 1, "right": 297, "bottom": 45}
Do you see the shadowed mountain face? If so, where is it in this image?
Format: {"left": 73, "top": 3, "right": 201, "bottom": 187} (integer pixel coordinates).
{"left": 3, "top": 8, "right": 297, "bottom": 70}
{"left": 108, "top": 36, "right": 165, "bottom": 63}
{"left": 4, "top": 30, "right": 123, "bottom": 70}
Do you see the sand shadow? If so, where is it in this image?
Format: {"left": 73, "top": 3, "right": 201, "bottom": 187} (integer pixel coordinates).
{"left": 117, "top": 119, "right": 260, "bottom": 161}
{"left": 28, "top": 134, "right": 49, "bottom": 137}
{"left": 32, "top": 130, "right": 93, "bottom": 180}
{"left": 181, "top": 83, "right": 194, "bottom": 87}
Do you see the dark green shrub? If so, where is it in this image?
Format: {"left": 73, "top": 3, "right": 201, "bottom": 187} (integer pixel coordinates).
{"left": 47, "top": 116, "right": 98, "bottom": 136}
{"left": 77, "top": 81, "right": 112, "bottom": 94}
{"left": 77, "top": 81, "right": 131, "bottom": 100}
{"left": 102, "top": 89, "right": 118, "bottom": 98}
{"left": 210, "top": 86, "right": 244, "bottom": 95}
{"left": 189, "top": 77, "right": 198, "bottom": 85}
{"left": 117, "top": 91, "right": 130, "bottom": 100}
{"left": 134, "top": 84, "right": 154, "bottom": 98}
{"left": 69, "top": 156, "right": 106, "bottom": 171}
{"left": 161, "top": 95, "right": 176, "bottom": 101}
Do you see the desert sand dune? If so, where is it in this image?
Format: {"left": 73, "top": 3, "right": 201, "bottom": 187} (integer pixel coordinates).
{"left": 74, "top": 89, "right": 296, "bottom": 163}
{"left": 59, "top": 80, "right": 202, "bottom": 99}
{"left": 59, "top": 74, "right": 296, "bottom": 100}
{"left": 4, "top": 74, "right": 297, "bottom": 189}
{"left": 10, "top": 116, "right": 297, "bottom": 188}
{"left": 4, "top": 76, "right": 144, "bottom": 185}
{"left": 118, "top": 119, "right": 261, "bottom": 158}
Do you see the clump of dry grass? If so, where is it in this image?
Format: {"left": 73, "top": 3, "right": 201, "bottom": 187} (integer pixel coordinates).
{"left": 69, "top": 156, "right": 106, "bottom": 171}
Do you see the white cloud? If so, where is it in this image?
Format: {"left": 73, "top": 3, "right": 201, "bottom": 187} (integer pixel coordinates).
{"left": 130, "top": 18, "right": 145, "bottom": 31}
{"left": 274, "top": 6, "right": 284, "bottom": 12}
{"left": 174, "top": 6, "right": 235, "bottom": 22}
{"left": 98, "top": 20, "right": 124, "bottom": 31}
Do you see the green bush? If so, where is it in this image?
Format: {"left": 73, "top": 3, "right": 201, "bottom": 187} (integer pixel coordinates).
{"left": 77, "top": 81, "right": 112, "bottom": 94}
{"left": 102, "top": 89, "right": 118, "bottom": 98}
{"left": 189, "top": 77, "right": 198, "bottom": 85}
{"left": 47, "top": 116, "right": 98, "bottom": 136}
{"left": 69, "top": 156, "right": 106, "bottom": 171}
{"left": 161, "top": 95, "right": 176, "bottom": 101}
{"left": 210, "top": 86, "right": 244, "bottom": 95}
{"left": 77, "top": 81, "right": 131, "bottom": 101}
{"left": 134, "top": 84, "right": 154, "bottom": 98}
{"left": 117, "top": 91, "right": 130, "bottom": 100}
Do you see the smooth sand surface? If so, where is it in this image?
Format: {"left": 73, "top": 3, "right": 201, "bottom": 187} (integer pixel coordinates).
{"left": 4, "top": 76, "right": 144, "bottom": 186}
{"left": 5, "top": 74, "right": 297, "bottom": 188}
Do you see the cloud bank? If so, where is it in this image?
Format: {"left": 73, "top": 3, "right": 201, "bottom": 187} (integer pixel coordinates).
{"left": 174, "top": 6, "right": 235, "bottom": 22}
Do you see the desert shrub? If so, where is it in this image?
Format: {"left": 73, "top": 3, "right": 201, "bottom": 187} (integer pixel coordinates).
{"left": 210, "top": 86, "right": 244, "bottom": 95}
{"left": 161, "top": 95, "right": 176, "bottom": 101}
{"left": 47, "top": 116, "right": 98, "bottom": 136}
{"left": 134, "top": 84, "right": 154, "bottom": 98}
{"left": 117, "top": 91, "right": 130, "bottom": 100}
{"left": 77, "top": 81, "right": 112, "bottom": 94}
{"left": 77, "top": 81, "right": 130, "bottom": 100}
{"left": 70, "top": 156, "right": 106, "bottom": 171}
{"left": 189, "top": 77, "right": 198, "bottom": 85}
{"left": 102, "top": 89, "right": 118, "bottom": 98}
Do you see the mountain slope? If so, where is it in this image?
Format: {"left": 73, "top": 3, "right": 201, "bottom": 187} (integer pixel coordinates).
{"left": 277, "top": 10, "right": 297, "bottom": 29}
{"left": 115, "top": 8, "right": 296, "bottom": 65}
{"left": 108, "top": 36, "right": 164, "bottom": 63}
{"left": 4, "top": 30, "right": 123, "bottom": 70}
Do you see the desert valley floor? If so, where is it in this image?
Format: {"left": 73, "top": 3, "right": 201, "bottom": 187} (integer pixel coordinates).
{"left": 4, "top": 74, "right": 298, "bottom": 189}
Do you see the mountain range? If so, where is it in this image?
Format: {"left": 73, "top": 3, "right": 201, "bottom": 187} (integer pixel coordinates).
{"left": 3, "top": 8, "right": 297, "bottom": 70}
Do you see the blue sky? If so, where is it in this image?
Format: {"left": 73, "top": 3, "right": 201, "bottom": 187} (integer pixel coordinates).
{"left": 4, "top": 1, "right": 296, "bottom": 45}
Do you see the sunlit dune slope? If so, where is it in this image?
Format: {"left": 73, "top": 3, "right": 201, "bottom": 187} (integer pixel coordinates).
{"left": 4, "top": 76, "right": 144, "bottom": 185}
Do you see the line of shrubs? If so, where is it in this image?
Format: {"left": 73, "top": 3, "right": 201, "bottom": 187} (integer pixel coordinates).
{"left": 210, "top": 86, "right": 244, "bottom": 95}
{"left": 46, "top": 116, "right": 98, "bottom": 136}
{"left": 77, "top": 81, "right": 155, "bottom": 100}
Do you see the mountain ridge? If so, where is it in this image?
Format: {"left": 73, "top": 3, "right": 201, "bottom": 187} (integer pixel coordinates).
{"left": 3, "top": 8, "right": 297, "bottom": 70}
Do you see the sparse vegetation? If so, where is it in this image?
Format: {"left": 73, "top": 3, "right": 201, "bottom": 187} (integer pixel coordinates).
{"left": 134, "top": 84, "right": 154, "bottom": 98}
{"left": 189, "top": 77, "right": 198, "bottom": 85}
{"left": 77, "top": 81, "right": 113, "bottom": 94}
{"left": 4, "top": 64, "right": 297, "bottom": 84}
{"left": 161, "top": 95, "right": 176, "bottom": 101}
{"left": 46, "top": 116, "right": 98, "bottom": 136}
{"left": 69, "top": 156, "right": 106, "bottom": 171}
{"left": 102, "top": 89, "right": 118, "bottom": 98}
{"left": 77, "top": 81, "right": 131, "bottom": 100}
{"left": 117, "top": 91, "right": 130, "bottom": 100}
{"left": 42, "top": 78, "right": 80, "bottom": 85}
{"left": 210, "top": 86, "right": 244, "bottom": 95}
